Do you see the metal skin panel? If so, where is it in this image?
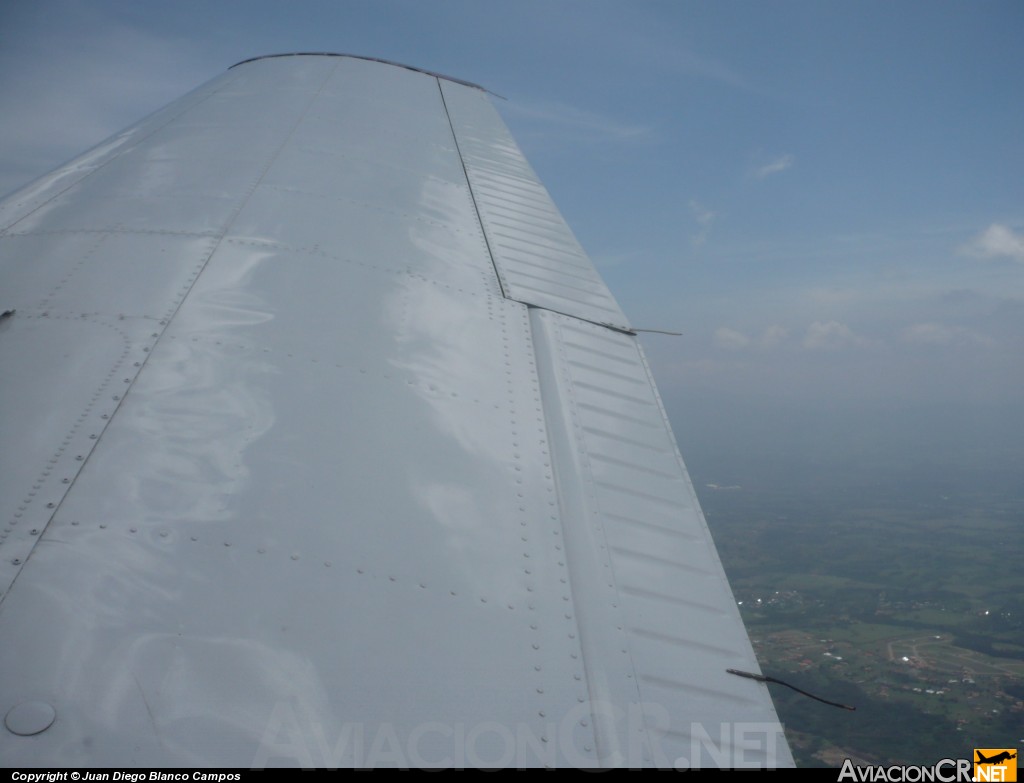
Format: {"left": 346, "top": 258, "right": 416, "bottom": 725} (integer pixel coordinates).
{"left": 0, "top": 54, "right": 790, "bottom": 767}
{"left": 439, "top": 81, "right": 631, "bottom": 333}
{"left": 530, "top": 311, "right": 793, "bottom": 767}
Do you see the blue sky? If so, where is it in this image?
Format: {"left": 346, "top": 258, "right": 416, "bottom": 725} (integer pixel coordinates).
{"left": 2, "top": 0, "right": 1022, "bottom": 487}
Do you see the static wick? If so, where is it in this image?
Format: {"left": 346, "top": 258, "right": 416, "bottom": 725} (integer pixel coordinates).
{"left": 631, "top": 327, "right": 683, "bottom": 336}
{"left": 726, "top": 668, "right": 856, "bottom": 711}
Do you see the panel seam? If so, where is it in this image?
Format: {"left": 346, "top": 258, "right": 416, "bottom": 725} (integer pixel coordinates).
{"left": 0, "top": 59, "right": 344, "bottom": 605}
{"left": 528, "top": 307, "right": 653, "bottom": 768}
{"left": 436, "top": 79, "right": 509, "bottom": 299}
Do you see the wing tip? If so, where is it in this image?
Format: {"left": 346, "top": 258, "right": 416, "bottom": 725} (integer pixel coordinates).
{"left": 228, "top": 52, "right": 491, "bottom": 95}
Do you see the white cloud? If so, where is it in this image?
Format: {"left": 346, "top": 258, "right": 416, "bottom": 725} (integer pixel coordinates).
{"left": 900, "top": 322, "right": 993, "bottom": 347}
{"left": 959, "top": 223, "right": 1024, "bottom": 263}
{"left": 689, "top": 199, "right": 717, "bottom": 247}
{"left": 503, "top": 100, "right": 651, "bottom": 143}
{"left": 759, "top": 324, "right": 789, "bottom": 347}
{"left": 803, "top": 286, "right": 871, "bottom": 306}
{"left": 632, "top": 36, "right": 752, "bottom": 91}
{"left": 714, "top": 327, "right": 750, "bottom": 350}
{"left": 754, "top": 154, "right": 794, "bottom": 179}
{"left": 711, "top": 324, "right": 788, "bottom": 351}
{"left": 668, "top": 48, "right": 750, "bottom": 91}
{"left": 802, "top": 321, "right": 867, "bottom": 350}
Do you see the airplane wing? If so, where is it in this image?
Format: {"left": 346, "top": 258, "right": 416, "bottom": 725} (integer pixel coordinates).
{"left": 0, "top": 53, "right": 792, "bottom": 768}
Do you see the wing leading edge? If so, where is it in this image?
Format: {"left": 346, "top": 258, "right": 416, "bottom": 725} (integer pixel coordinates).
{"left": 0, "top": 54, "right": 792, "bottom": 767}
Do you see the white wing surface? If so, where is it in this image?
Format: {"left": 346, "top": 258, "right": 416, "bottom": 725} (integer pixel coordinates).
{"left": 0, "top": 54, "right": 792, "bottom": 768}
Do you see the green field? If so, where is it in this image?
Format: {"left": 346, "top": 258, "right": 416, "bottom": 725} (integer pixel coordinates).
{"left": 701, "top": 484, "right": 1024, "bottom": 767}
